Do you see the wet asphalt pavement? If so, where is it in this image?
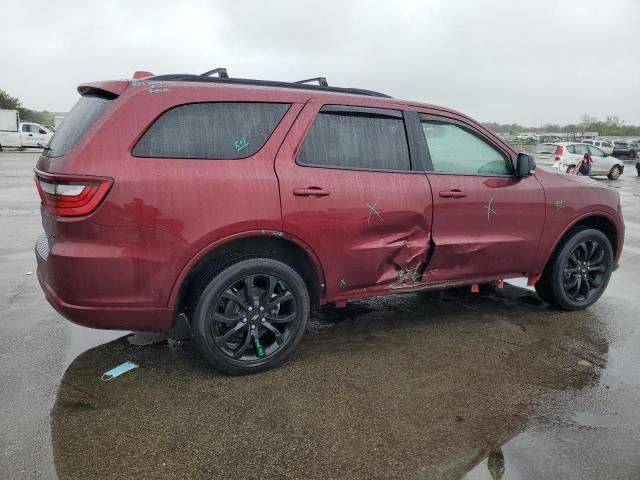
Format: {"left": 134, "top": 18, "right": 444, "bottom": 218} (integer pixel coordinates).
{"left": 1, "top": 151, "right": 639, "bottom": 479}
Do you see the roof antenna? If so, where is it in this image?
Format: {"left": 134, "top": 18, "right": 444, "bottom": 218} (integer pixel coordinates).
{"left": 293, "top": 77, "right": 328, "bottom": 87}
{"left": 201, "top": 68, "right": 229, "bottom": 78}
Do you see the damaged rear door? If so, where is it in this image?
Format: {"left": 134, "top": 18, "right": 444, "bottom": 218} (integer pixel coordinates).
{"left": 275, "top": 101, "right": 433, "bottom": 300}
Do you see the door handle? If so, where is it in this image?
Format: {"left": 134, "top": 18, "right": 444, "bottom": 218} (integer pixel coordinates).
{"left": 28, "top": 134, "right": 33, "bottom": 136}
{"left": 293, "top": 187, "right": 330, "bottom": 197}
{"left": 439, "top": 190, "right": 467, "bottom": 198}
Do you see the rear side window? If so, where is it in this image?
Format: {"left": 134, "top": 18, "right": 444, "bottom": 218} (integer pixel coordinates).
{"left": 297, "top": 107, "right": 410, "bottom": 171}
{"left": 45, "top": 94, "right": 113, "bottom": 157}
{"left": 133, "top": 102, "right": 290, "bottom": 159}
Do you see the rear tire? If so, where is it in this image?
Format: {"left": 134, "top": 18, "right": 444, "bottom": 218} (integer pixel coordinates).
{"left": 608, "top": 165, "right": 622, "bottom": 180}
{"left": 192, "top": 258, "right": 309, "bottom": 375}
{"left": 535, "top": 228, "right": 613, "bottom": 310}
{"left": 566, "top": 165, "right": 575, "bottom": 174}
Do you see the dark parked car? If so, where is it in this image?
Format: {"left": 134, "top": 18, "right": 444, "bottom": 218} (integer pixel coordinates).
{"left": 35, "top": 69, "right": 625, "bottom": 374}
{"left": 612, "top": 141, "right": 639, "bottom": 159}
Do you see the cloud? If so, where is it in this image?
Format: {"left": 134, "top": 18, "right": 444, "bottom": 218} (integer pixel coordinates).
{"left": 1, "top": 0, "right": 638, "bottom": 125}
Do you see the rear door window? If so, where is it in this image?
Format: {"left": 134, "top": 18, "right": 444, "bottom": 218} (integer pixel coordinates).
{"left": 133, "top": 102, "right": 290, "bottom": 159}
{"left": 297, "top": 106, "right": 410, "bottom": 171}
{"left": 588, "top": 145, "right": 605, "bottom": 157}
{"left": 45, "top": 94, "right": 113, "bottom": 157}
{"left": 573, "top": 144, "right": 589, "bottom": 155}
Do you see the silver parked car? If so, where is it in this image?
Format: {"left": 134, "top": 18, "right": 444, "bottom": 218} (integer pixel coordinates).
{"left": 554, "top": 142, "right": 625, "bottom": 180}
{"left": 581, "top": 139, "right": 614, "bottom": 155}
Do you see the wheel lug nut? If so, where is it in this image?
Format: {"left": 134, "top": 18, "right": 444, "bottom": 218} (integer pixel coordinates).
{"left": 251, "top": 325, "right": 256, "bottom": 330}
{"left": 242, "top": 318, "right": 247, "bottom": 323}
{"left": 248, "top": 307, "right": 253, "bottom": 311}
{"left": 260, "top": 306, "right": 264, "bottom": 312}
{"left": 261, "top": 318, "right": 265, "bottom": 323}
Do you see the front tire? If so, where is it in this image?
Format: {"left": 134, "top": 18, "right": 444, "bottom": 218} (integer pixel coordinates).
{"left": 535, "top": 228, "right": 613, "bottom": 310}
{"left": 608, "top": 165, "right": 622, "bottom": 180}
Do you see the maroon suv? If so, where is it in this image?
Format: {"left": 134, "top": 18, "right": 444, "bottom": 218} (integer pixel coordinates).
{"left": 35, "top": 70, "right": 624, "bottom": 374}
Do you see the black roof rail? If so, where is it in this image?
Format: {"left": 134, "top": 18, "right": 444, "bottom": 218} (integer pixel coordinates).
{"left": 201, "top": 67, "right": 229, "bottom": 78}
{"left": 293, "top": 77, "right": 328, "bottom": 87}
{"left": 148, "top": 69, "right": 391, "bottom": 98}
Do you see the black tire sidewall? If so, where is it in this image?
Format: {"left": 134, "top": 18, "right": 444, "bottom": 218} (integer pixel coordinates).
{"left": 549, "top": 228, "right": 613, "bottom": 310}
{"left": 608, "top": 165, "right": 621, "bottom": 179}
{"left": 193, "top": 258, "right": 310, "bottom": 375}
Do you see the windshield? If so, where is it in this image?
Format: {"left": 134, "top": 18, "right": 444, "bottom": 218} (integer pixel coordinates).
{"left": 535, "top": 143, "right": 557, "bottom": 154}
{"left": 45, "top": 94, "right": 113, "bottom": 157}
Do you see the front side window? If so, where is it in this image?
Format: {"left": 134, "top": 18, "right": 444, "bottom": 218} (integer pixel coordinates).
{"left": 22, "top": 124, "right": 30, "bottom": 132}
{"left": 421, "top": 121, "right": 511, "bottom": 175}
{"left": 297, "top": 107, "right": 410, "bottom": 171}
{"left": 133, "top": 102, "right": 290, "bottom": 159}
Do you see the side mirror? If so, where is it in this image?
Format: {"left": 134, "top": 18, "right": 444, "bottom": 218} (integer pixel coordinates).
{"left": 516, "top": 152, "right": 535, "bottom": 177}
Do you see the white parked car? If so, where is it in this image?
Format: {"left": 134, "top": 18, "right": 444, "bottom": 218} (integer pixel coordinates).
{"left": 553, "top": 142, "right": 624, "bottom": 180}
{"left": 581, "top": 139, "right": 614, "bottom": 155}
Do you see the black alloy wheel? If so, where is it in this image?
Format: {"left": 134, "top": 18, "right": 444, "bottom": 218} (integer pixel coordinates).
{"left": 562, "top": 240, "right": 607, "bottom": 302}
{"left": 192, "top": 258, "right": 309, "bottom": 375}
{"left": 535, "top": 228, "right": 613, "bottom": 310}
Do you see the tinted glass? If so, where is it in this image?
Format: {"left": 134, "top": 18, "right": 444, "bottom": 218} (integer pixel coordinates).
{"left": 573, "top": 144, "right": 589, "bottom": 155}
{"left": 602, "top": 142, "right": 612, "bottom": 147}
{"left": 297, "top": 110, "right": 410, "bottom": 171}
{"left": 535, "top": 143, "right": 557, "bottom": 154}
{"left": 133, "top": 102, "right": 290, "bottom": 159}
{"left": 22, "top": 124, "right": 29, "bottom": 132}
{"left": 588, "top": 145, "right": 605, "bottom": 157}
{"left": 421, "top": 121, "right": 510, "bottom": 175}
{"left": 46, "top": 94, "right": 113, "bottom": 157}
{"left": 566, "top": 145, "right": 576, "bottom": 154}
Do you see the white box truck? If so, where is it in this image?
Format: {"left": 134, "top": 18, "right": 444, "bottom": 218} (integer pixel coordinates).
{"left": 0, "top": 109, "right": 54, "bottom": 150}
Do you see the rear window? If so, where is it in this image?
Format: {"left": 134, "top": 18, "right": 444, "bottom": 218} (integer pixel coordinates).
{"left": 132, "top": 102, "right": 290, "bottom": 159}
{"left": 45, "top": 94, "right": 113, "bottom": 157}
{"left": 297, "top": 107, "right": 410, "bottom": 171}
{"left": 535, "top": 143, "right": 557, "bottom": 154}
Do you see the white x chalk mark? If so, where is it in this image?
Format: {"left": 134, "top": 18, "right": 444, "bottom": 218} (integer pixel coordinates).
{"left": 484, "top": 197, "right": 497, "bottom": 220}
{"left": 367, "top": 197, "right": 384, "bottom": 225}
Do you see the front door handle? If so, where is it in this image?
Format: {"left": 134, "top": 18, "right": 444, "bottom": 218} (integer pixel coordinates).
{"left": 293, "top": 187, "right": 330, "bottom": 197}
{"left": 439, "top": 189, "right": 467, "bottom": 198}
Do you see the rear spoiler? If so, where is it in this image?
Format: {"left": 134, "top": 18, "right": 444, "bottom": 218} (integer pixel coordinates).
{"left": 77, "top": 80, "right": 130, "bottom": 98}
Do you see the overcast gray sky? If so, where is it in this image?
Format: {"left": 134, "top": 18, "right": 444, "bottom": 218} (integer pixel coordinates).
{"left": 1, "top": 0, "right": 638, "bottom": 125}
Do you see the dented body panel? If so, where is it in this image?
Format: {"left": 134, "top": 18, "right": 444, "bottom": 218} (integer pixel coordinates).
{"left": 34, "top": 77, "right": 625, "bottom": 333}
{"left": 275, "top": 100, "right": 433, "bottom": 300}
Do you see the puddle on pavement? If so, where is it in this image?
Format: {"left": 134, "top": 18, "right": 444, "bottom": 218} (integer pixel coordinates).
{"left": 63, "top": 323, "right": 127, "bottom": 370}
{"left": 49, "top": 284, "right": 640, "bottom": 480}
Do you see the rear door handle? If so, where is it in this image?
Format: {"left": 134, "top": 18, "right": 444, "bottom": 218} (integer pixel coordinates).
{"left": 293, "top": 187, "right": 330, "bottom": 197}
{"left": 439, "top": 190, "right": 467, "bottom": 198}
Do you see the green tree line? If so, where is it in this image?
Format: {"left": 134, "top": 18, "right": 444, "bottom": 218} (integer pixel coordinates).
{"left": 484, "top": 114, "right": 640, "bottom": 137}
{"left": 0, "top": 89, "right": 55, "bottom": 126}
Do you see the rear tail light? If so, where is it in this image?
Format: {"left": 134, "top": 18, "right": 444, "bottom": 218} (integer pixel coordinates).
{"left": 34, "top": 171, "right": 113, "bottom": 217}
{"left": 555, "top": 145, "right": 565, "bottom": 161}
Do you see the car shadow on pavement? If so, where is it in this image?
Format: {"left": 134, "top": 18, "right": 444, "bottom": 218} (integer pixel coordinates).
{"left": 51, "top": 285, "right": 608, "bottom": 480}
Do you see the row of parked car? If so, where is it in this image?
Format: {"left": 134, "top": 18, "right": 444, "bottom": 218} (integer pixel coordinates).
{"left": 534, "top": 140, "right": 640, "bottom": 180}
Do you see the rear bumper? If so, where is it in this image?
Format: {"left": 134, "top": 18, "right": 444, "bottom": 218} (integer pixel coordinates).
{"left": 36, "top": 237, "right": 173, "bottom": 332}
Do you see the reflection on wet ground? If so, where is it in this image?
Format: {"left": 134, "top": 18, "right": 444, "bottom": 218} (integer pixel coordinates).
{"left": 52, "top": 285, "right": 623, "bottom": 479}
{"left": 3, "top": 152, "right": 640, "bottom": 479}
